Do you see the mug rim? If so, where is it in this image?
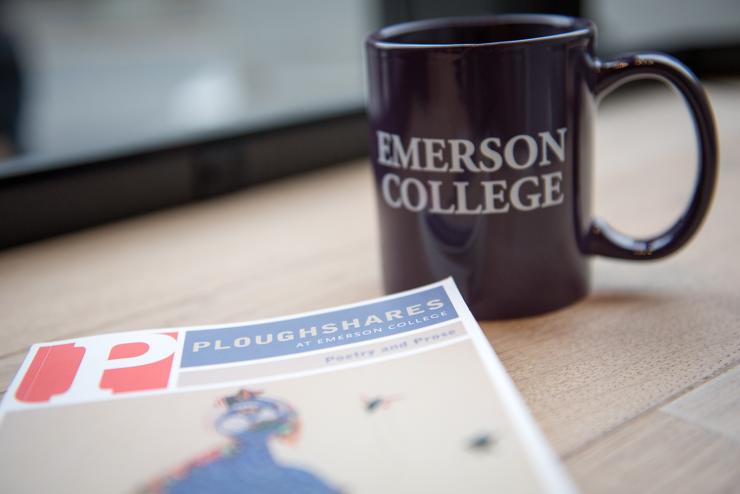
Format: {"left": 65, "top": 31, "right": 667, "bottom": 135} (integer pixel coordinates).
{"left": 367, "top": 14, "right": 595, "bottom": 50}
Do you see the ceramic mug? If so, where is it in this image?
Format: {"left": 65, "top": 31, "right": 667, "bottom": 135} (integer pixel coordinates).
{"left": 365, "top": 14, "right": 717, "bottom": 319}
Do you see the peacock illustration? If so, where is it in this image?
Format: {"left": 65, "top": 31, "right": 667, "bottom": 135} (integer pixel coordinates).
{"left": 146, "top": 389, "right": 340, "bottom": 494}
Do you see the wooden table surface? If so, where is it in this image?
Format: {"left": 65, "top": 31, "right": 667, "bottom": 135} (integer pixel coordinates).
{"left": 2, "top": 81, "right": 740, "bottom": 493}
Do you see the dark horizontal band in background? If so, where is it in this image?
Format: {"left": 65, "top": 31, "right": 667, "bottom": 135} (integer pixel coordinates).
{"left": 0, "top": 107, "right": 368, "bottom": 249}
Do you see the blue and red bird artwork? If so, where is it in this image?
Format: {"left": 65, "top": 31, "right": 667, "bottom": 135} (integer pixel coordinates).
{"left": 146, "top": 389, "right": 340, "bottom": 494}
{"left": 362, "top": 394, "right": 402, "bottom": 413}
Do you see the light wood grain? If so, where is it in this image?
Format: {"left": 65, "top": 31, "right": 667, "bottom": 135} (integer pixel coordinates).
{"left": 1, "top": 81, "right": 740, "bottom": 493}
{"left": 567, "top": 406, "right": 740, "bottom": 494}
{"left": 663, "top": 365, "right": 740, "bottom": 442}
{"left": 0, "top": 162, "right": 382, "bottom": 356}
{"left": 568, "top": 361, "right": 740, "bottom": 493}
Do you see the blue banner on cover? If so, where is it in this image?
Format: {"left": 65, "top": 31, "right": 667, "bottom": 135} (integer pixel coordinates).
{"left": 180, "top": 286, "right": 456, "bottom": 367}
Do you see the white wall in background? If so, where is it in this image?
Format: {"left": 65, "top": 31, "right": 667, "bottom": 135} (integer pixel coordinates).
{"left": 586, "top": 0, "right": 740, "bottom": 52}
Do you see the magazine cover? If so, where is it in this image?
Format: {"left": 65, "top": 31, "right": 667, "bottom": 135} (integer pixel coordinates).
{"left": 0, "top": 279, "right": 576, "bottom": 494}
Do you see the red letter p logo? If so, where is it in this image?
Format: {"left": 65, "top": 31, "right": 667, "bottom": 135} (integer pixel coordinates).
{"left": 15, "top": 332, "right": 178, "bottom": 405}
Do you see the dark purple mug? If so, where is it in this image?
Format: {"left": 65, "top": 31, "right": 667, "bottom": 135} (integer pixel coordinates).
{"left": 365, "top": 14, "right": 717, "bottom": 320}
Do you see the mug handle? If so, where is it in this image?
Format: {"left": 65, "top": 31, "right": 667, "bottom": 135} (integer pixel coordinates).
{"left": 586, "top": 53, "right": 718, "bottom": 260}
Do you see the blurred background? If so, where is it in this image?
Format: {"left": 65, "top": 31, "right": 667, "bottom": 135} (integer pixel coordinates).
{"left": 1, "top": 0, "right": 739, "bottom": 248}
